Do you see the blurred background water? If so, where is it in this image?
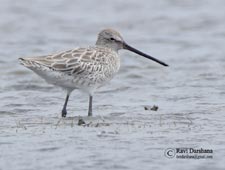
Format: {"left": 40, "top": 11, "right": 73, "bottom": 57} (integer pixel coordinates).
{"left": 0, "top": 0, "right": 225, "bottom": 170}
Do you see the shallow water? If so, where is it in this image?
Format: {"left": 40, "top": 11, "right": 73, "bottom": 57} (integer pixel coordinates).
{"left": 0, "top": 0, "right": 225, "bottom": 170}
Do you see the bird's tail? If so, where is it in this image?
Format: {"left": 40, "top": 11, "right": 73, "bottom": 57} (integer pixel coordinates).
{"left": 18, "top": 57, "right": 40, "bottom": 68}
{"left": 18, "top": 57, "right": 27, "bottom": 66}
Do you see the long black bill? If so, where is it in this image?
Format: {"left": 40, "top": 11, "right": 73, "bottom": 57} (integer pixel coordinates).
{"left": 123, "top": 42, "right": 169, "bottom": 67}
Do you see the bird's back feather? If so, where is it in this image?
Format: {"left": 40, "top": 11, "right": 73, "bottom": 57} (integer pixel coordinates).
{"left": 19, "top": 46, "right": 120, "bottom": 92}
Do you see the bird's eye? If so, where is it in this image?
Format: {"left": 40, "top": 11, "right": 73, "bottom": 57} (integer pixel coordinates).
{"left": 110, "top": 38, "right": 115, "bottom": 41}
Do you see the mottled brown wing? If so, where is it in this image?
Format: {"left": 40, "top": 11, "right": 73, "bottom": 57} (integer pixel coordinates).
{"left": 57, "top": 47, "right": 111, "bottom": 76}
{"left": 24, "top": 47, "right": 110, "bottom": 77}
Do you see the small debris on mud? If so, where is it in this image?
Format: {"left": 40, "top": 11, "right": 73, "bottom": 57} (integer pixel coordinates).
{"left": 144, "top": 105, "right": 159, "bottom": 111}
{"left": 78, "top": 118, "right": 86, "bottom": 126}
{"left": 151, "top": 105, "right": 159, "bottom": 111}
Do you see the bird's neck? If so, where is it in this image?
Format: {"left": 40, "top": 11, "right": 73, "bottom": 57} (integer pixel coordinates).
{"left": 96, "top": 42, "right": 119, "bottom": 52}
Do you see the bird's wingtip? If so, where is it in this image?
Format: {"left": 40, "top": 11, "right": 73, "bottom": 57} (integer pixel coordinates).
{"left": 18, "top": 57, "right": 30, "bottom": 67}
{"left": 18, "top": 57, "right": 24, "bottom": 61}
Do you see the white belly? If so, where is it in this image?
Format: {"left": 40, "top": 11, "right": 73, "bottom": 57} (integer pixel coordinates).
{"left": 30, "top": 66, "right": 119, "bottom": 95}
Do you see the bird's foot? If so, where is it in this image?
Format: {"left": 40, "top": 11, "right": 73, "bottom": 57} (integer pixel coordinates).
{"left": 61, "top": 110, "right": 67, "bottom": 117}
{"left": 88, "top": 112, "right": 92, "bottom": 117}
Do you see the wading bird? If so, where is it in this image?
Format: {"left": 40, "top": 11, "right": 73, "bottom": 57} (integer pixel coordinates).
{"left": 19, "top": 29, "right": 168, "bottom": 117}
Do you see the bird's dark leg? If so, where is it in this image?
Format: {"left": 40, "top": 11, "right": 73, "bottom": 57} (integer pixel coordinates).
{"left": 62, "top": 94, "right": 70, "bottom": 117}
{"left": 88, "top": 95, "right": 93, "bottom": 117}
